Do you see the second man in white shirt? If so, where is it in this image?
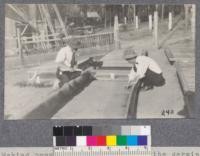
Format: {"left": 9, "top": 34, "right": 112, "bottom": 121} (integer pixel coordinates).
{"left": 124, "top": 48, "right": 165, "bottom": 90}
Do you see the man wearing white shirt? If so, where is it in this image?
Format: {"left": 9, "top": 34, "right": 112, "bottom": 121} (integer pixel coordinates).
{"left": 55, "top": 38, "right": 81, "bottom": 88}
{"left": 124, "top": 49, "right": 165, "bottom": 90}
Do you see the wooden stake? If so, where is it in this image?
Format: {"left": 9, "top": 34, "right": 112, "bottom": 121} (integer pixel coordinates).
{"left": 154, "top": 11, "right": 158, "bottom": 48}
{"left": 149, "top": 14, "right": 153, "bottom": 30}
{"left": 104, "top": 7, "right": 107, "bottom": 28}
{"left": 135, "top": 16, "right": 139, "bottom": 29}
{"left": 133, "top": 4, "right": 136, "bottom": 24}
{"left": 124, "top": 17, "right": 127, "bottom": 24}
{"left": 114, "top": 15, "right": 119, "bottom": 49}
{"left": 168, "top": 12, "right": 173, "bottom": 30}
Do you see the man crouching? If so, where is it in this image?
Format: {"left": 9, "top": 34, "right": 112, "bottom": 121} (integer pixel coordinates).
{"left": 124, "top": 48, "right": 165, "bottom": 90}
{"left": 55, "top": 35, "right": 82, "bottom": 88}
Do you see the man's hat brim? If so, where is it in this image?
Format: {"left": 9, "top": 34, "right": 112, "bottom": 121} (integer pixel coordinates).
{"left": 124, "top": 48, "right": 137, "bottom": 60}
{"left": 125, "top": 55, "right": 137, "bottom": 60}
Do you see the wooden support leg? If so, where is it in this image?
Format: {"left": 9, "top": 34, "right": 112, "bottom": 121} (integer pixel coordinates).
{"left": 16, "top": 26, "right": 24, "bottom": 65}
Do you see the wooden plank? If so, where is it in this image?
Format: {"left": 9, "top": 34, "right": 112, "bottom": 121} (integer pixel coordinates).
{"left": 127, "top": 80, "right": 141, "bottom": 119}
{"left": 176, "top": 62, "right": 191, "bottom": 93}
{"left": 164, "top": 48, "right": 175, "bottom": 65}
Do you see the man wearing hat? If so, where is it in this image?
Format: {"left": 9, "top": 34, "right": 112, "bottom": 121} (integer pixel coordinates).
{"left": 124, "top": 48, "right": 165, "bottom": 90}
{"left": 55, "top": 34, "right": 82, "bottom": 88}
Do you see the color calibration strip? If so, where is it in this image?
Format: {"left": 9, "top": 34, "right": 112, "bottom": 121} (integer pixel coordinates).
{"left": 53, "top": 126, "right": 151, "bottom": 147}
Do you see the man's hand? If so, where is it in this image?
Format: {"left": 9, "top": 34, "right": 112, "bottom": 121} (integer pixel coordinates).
{"left": 72, "top": 67, "right": 83, "bottom": 72}
{"left": 125, "top": 79, "right": 138, "bottom": 89}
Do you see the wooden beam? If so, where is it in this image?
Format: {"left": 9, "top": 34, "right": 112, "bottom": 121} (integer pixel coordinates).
{"left": 21, "top": 24, "right": 29, "bottom": 36}
{"left": 52, "top": 4, "right": 68, "bottom": 37}
{"left": 7, "top": 4, "right": 28, "bottom": 22}
{"left": 7, "top": 4, "right": 37, "bottom": 31}
{"left": 40, "top": 4, "right": 59, "bottom": 46}
{"left": 40, "top": 4, "right": 55, "bottom": 34}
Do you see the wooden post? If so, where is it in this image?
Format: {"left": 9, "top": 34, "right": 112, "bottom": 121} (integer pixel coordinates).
{"left": 110, "top": 7, "right": 112, "bottom": 28}
{"left": 104, "top": 7, "right": 107, "bottom": 28}
{"left": 154, "top": 11, "right": 158, "bottom": 48}
{"left": 184, "top": 4, "right": 189, "bottom": 31}
{"left": 135, "top": 16, "right": 139, "bottom": 29}
{"left": 127, "top": 5, "right": 131, "bottom": 23}
{"left": 156, "top": 4, "right": 159, "bottom": 12}
{"left": 168, "top": 12, "right": 173, "bottom": 30}
{"left": 16, "top": 26, "right": 24, "bottom": 64}
{"left": 122, "top": 4, "right": 125, "bottom": 21}
{"left": 149, "top": 14, "right": 153, "bottom": 30}
{"left": 161, "top": 4, "right": 165, "bottom": 20}
{"left": 124, "top": 17, "right": 127, "bottom": 24}
{"left": 133, "top": 4, "right": 136, "bottom": 24}
{"left": 191, "top": 4, "right": 196, "bottom": 41}
{"left": 114, "top": 15, "right": 119, "bottom": 49}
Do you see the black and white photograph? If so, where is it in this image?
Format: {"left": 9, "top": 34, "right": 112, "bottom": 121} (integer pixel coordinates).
{"left": 4, "top": 4, "right": 195, "bottom": 119}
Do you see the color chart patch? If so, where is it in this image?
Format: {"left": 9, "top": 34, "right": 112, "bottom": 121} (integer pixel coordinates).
{"left": 53, "top": 126, "right": 151, "bottom": 147}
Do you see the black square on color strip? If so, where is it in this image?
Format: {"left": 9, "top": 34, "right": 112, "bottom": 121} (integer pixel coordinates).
{"left": 83, "top": 126, "right": 92, "bottom": 135}
{"left": 66, "top": 136, "right": 76, "bottom": 146}
{"left": 56, "top": 136, "right": 66, "bottom": 146}
{"left": 64, "top": 126, "right": 74, "bottom": 136}
{"left": 53, "top": 126, "right": 64, "bottom": 136}
{"left": 74, "top": 126, "right": 83, "bottom": 136}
